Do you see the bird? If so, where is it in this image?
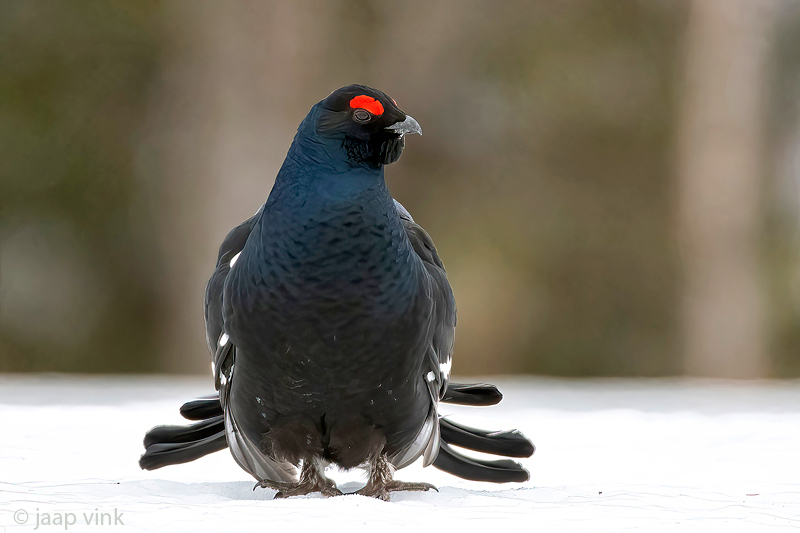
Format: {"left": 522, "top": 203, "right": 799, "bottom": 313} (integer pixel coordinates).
{"left": 139, "top": 84, "right": 534, "bottom": 500}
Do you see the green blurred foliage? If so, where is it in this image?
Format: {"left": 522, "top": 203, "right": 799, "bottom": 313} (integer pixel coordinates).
{"left": 0, "top": 1, "right": 162, "bottom": 371}
{"left": 766, "top": 3, "right": 800, "bottom": 378}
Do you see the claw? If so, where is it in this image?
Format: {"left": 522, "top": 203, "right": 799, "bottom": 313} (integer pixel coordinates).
{"left": 253, "top": 459, "right": 341, "bottom": 498}
{"left": 356, "top": 481, "right": 437, "bottom": 501}
{"left": 254, "top": 479, "right": 286, "bottom": 492}
{"left": 355, "top": 451, "right": 438, "bottom": 501}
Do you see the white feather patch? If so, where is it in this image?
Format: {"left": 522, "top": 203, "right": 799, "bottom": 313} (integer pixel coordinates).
{"left": 219, "top": 333, "right": 229, "bottom": 346}
{"left": 440, "top": 358, "right": 452, "bottom": 379}
{"left": 229, "top": 252, "right": 241, "bottom": 267}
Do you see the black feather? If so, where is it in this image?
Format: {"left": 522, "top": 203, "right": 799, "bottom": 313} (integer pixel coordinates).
{"left": 142, "top": 415, "right": 224, "bottom": 448}
{"left": 433, "top": 441, "right": 530, "bottom": 483}
{"left": 439, "top": 418, "right": 534, "bottom": 458}
{"left": 442, "top": 383, "right": 503, "bottom": 406}
{"left": 139, "top": 430, "right": 227, "bottom": 471}
{"left": 179, "top": 395, "right": 223, "bottom": 421}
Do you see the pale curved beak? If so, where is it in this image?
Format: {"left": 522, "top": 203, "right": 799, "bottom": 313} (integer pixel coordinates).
{"left": 386, "top": 115, "right": 422, "bottom": 136}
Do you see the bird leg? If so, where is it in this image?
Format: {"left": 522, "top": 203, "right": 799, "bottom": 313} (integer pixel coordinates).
{"left": 254, "top": 458, "right": 342, "bottom": 498}
{"left": 355, "top": 452, "right": 437, "bottom": 501}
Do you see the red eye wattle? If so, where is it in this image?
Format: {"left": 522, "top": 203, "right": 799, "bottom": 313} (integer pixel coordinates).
{"left": 349, "top": 95, "right": 384, "bottom": 116}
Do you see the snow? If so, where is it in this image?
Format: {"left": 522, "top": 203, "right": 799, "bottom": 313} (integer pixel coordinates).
{"left": 1, "top": 375, "right": 799, "bottom": 532}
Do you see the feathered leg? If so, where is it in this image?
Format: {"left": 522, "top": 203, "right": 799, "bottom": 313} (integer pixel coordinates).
{"left": 355, "top": 452, "right": 437, "bottom": 501}
{"left": 254, "top": 458, "right": 342, "bottom": 498}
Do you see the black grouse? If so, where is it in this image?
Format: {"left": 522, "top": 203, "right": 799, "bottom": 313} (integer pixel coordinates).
{"left": 140, "top": 85, "right": 534, "bottom": 500}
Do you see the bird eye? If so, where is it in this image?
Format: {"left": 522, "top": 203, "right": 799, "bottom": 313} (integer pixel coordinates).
{"left": 353, "top": 109, "right": 371, "bottom": 123}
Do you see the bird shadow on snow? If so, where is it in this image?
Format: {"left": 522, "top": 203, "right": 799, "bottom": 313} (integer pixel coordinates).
{"left": 115, "top": 479, "right": 533, "bottom": 504}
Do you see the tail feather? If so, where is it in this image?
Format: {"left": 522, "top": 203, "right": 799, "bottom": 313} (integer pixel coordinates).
{"left": 139, "top": 430, "right": 227, "bottom": 470}
{"left": 442, "top": 383, "right": 503, "bottom": 406}
{"left": 439, "top": 418, "right": 534, "bottom": 458}
{"left": 139, "top": 412, "right": 227, "bottom": 471}
{"left": 179, "top": 395, "right": 223, "bottom": 420}
{"left": 139, "top": 384, "right": 534, "bottom": 484}
{"left": 433, "top": 441, "right": 530, "bottom": 483}
{"left": 143, "top": 415, "right": 224, "bottom": 448}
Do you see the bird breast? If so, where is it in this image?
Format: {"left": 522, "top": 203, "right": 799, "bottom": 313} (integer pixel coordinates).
{"left": 235, "top": 198, "right": 423, "bottom": 324}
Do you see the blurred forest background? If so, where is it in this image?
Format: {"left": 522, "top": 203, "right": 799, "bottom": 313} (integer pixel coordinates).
{"left": 2, "top": 0, "right": 800, "bottom": 378}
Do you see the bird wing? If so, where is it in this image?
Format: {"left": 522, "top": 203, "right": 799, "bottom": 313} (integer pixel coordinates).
{"left": 394, "top": 199, "right": 456, "bottom": 398}
{"left": 204, "top": 206, "right": 263, "bottom": 355}
{"left": 205, "top": 205, "right": 297, "bottom": 483}
{"left": 391, "top": 199, "right": 457, "bottom": 468}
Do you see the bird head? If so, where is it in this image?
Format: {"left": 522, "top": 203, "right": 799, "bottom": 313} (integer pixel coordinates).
{"left": 313, "top": 84, "right": 422, "bottom": 167}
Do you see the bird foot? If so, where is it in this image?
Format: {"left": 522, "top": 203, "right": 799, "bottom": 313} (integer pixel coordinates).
{"left": 355, "top": 480, "right": 438, "bottom": 502}
{"left": 253, "top": 457, "right": 342, "bottom": 498}
{"left": 254, "top": 478, "right": 342, "bottom": 498}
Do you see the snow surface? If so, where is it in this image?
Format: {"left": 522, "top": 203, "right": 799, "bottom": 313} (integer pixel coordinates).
{"left": 1, "top": 375, "right": 799, "bottom": 532}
